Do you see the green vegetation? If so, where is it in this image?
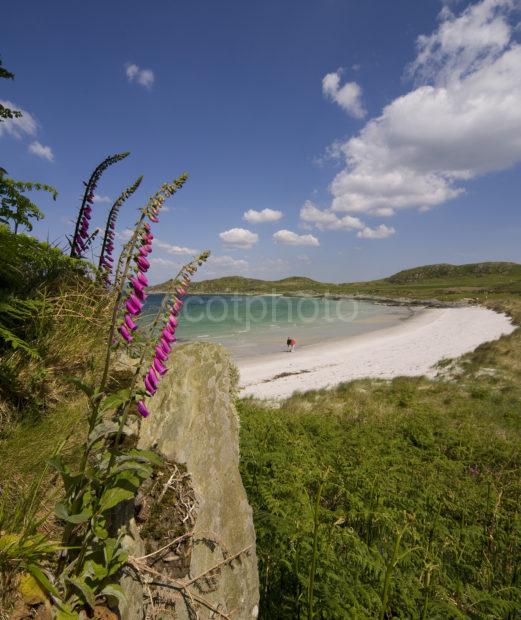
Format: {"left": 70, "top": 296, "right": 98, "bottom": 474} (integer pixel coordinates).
{"left": 239, "top": 305, "right": 521, "bottom": 617}
{"left": 0, "top": 59, "right": 58, "bottom": 234}
{"left": 3, "top": 243, "right": 521, "bottom": 617}
{"left": 0, "top": 153, "right": 212, "bottom": 618}
{"left": 0, "top": 227, "right": 101, "bottom": 429}
{"left": 153, "top": 261, "right": 521, "bottom": 302}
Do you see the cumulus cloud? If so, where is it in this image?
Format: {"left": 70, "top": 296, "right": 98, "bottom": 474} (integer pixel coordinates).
{"left": 28, "top": 141, "right": 53, "bottom": 161}
{"left": 93, "top": 194, "right": 112, "bottom": 204}
{"left": 0, "top": 101, "right": 37, "bottom": 138}
{"left": 219, "top": 227, "right": 259, "bottom": 249}
{"left": 273, "top": 229, "right": 320, "bottom": 246}
{"left": 116, "top": 229, "right": 133, "bottom": 241}
{"left": 325, "top": 0, "right": 521, "bottom": 219}
{"left": 155, "top": 239, "right": 198, "bottom": 255}
{"left": 210, "top": 255, "right": 249, "bottom": 270}
{"left": 322, "top": 71, "right": 366, "bottom": 118}
{"left": 126, "top": 63, "right": 155, "bottom": 88}
{"left": 149, "top": 257, "right": 181, "bottom": 268}
{"left": 357, "top": 224, "right": 396, "bottom": 239}
{"left": 243, "top": 208, "right": 283, "bottom": 223}
{"left": 300, "top": 201, "right": 364, "bottom": 230}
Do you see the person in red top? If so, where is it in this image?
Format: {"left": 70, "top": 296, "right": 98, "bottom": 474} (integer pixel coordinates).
{"left": 286, "top": 337, "right": 296, "bottom": 352}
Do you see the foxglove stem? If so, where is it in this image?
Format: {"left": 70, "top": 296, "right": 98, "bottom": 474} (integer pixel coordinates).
{"left": 99, "top": 175, "right": 143, "bottom": 281}
{"left": 100, "top": 173, "right": 190, "bottom": 397}
{"left": 136, "top": 251, "right": 209, "bottom": 407}
{"left": 71, "top": 152, "right": 130, "bottom": 258}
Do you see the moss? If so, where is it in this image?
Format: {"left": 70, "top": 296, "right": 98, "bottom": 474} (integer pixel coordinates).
{"left": 139, "top": 460, "right": 195, "bottom": 580}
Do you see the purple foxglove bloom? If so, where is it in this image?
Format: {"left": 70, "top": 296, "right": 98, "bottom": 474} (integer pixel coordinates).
{"left": 160, "top": 338, "right": 172, "bottom": 354}
{"left": 125, "top": 299, "right": 141, "bottom": 316}
{"left": 137, "top": 400, "right": 150, "bottom": 418}
{"left": 153, "top": 357, "right": 168, "bottom": 376}
{"left": 144, "top": 375, "right": 156, "bottom": 395}
{"left": 137, "top": 256, "right": 150, "bottom": 272}
{"left": 176, "top": 286, "right": 187, "bottom": 297}
{"left": 79, "top": 229, "right": 89, "bottom": 240}
{"left": 139, "top": 246, "right": 151, "bottom": 257}
{"left": 165, "top": 322, "right": 176, "bottom": 335}
{"left": 125, "top": 314, "right": 138, "bottom": 331}
{"left": 147, "top": 369, "right": 159, "bottom": 388}
{"left": 168, "top": 316, "right": 179, "bottom": 329}
{"left": 84, "top": 206, "right": 92, "bottom": 217}
{"left": 131, "top": 276, "right": 145, "bottom": 291}
{"left": 129, "top": 293, "right": 144, "bottom": 309}
{"left": 162, "top": 329, "right": 176, "bottom": 343}
{"left": 118, "top": 324, "right": 133, "bottom": 343}
{"left": 155, "top": 345, "right": 168, "bottom": 362}
{"left": 137, "top": 272, "right": 149, "bottom": 287}
{"left": 149, "top": 214, "right": 159, "bottom": 223}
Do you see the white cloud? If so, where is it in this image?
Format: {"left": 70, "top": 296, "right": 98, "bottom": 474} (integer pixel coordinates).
{"left": 322, "top": 71, "right": 366, "bottom": 118}
{"left": 0, "top": 101, "right": 37, "bottom": 138}
{"left": 126, "top": 63, "right": 155, "bottom": 88}
{"left": 93, "top": 194, "right": 112, "bottom": 204}
{"left": 116, "top": 229, "right": 133, "bottom": 241}
{"left": 325, "top": 0, "right": 521, "bottom": 219}
{"left": 155, "top": 239, "right": 198, "bottom": 255}
{"left": 357, "top": 224, "right": 396, "bottom": 239}
{"left": 28, "top": 141, "right": 53, "bottom": 161}
{"left": 210, "top": 255, "right": 249, "bottom": 270}
{"left": 243, "top": 208, "right": 283, "bottom": 223}
{"left": 219, "top": 227, "right": 259, "bottom": 249}
{"left": 300, "top": 201, "right": 364, "bottom": 230}
{"left": 273, "top": 229, "right": 320, "bottom": 246}
{"left": 149, "top": 257, "right": 181, "bottom": 268}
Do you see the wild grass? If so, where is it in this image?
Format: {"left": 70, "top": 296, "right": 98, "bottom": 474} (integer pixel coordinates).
{"left": 239, "top": 298, "right": 521, "bottom": 618}
{"left": 0, "top": 228, "right": 113, "bottom": 433}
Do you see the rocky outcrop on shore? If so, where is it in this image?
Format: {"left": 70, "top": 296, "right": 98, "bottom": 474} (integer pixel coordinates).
{"left": 119, "top": 343, "right": 259, "bottom": 619}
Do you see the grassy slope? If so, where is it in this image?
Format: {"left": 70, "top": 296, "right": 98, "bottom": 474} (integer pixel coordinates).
{"left": 151, "top": 261, "right": 521, "bottom": 302}
{"left": 239, "top": 297, "right": 521, "bottom": 618}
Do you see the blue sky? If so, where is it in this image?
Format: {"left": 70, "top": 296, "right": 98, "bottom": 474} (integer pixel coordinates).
{"left": 2, "top": 0, "right": 521, "bottom": 284}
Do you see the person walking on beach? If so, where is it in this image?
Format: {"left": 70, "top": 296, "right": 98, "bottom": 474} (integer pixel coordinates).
{"left": 286, "top": 337, "right": 296, "bottom": 352}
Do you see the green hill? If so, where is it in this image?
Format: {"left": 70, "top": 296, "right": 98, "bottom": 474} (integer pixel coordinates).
{"left": 151, "top": 261, "right": 521, "bottom": 301}
{"left": 386, "top": 261, "right": 521, "bottom": 284}
{"left": 151, "top": 275, "right": 331, "bottom": 294}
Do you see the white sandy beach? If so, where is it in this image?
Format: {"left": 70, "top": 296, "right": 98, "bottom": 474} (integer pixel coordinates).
{"left": 238, "top": 306, "right": 516, "bottom": 399}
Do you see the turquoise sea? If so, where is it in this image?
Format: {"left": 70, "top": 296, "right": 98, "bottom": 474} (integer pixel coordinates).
{"left": 143, "top": 294, "right": 412, "bottom": 360}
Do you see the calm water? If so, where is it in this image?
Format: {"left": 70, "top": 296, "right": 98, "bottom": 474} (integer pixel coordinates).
{"left": 142, "top": 294, "right": 412, "bottom": 360}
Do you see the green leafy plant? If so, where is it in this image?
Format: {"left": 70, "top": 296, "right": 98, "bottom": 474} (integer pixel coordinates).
{"left": 239, "top": 371, "right": 521, "bottom": 618}
{"left": 40, "top": 170, "right": 210, "bottom": 616}
{"left": 0, "top": 56, "right": 22, "bottom": 122}
{"left": 0, "top": 168, "right": 57, "bottom": 234}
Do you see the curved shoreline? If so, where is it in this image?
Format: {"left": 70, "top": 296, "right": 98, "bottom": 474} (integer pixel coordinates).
{"left": 238, "top": 306, "right": 516, "bottom": 399}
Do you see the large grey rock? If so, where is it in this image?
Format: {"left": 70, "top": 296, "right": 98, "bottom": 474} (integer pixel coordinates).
{"left": 132, "top": 342, "right": 259, "bottom": 619}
